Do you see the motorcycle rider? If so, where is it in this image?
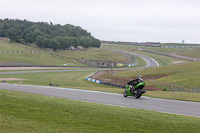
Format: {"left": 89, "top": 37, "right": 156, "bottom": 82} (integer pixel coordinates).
{"left": 127, "top": 75, "right": 143, "bottom": 94}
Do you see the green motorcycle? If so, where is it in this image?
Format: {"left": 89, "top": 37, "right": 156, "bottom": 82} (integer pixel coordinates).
{"left": 123, "top": 76, "right": 146, "bottom": 99}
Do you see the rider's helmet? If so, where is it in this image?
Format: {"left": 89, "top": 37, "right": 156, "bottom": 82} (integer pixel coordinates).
{"left": 137, "top": 75, "right": 143, "bottom": 82}
{"left": 137, "top": 75, "right": 141, "bottom": 79}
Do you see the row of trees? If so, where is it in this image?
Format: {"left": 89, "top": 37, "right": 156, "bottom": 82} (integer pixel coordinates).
{"left": 0, "top": 19, "right": 101, "bottom": 50}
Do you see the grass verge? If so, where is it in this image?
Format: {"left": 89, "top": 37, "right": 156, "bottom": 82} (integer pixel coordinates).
{"left": 144, "top": 91, "right": 200, "bottom": 102}
{"left": 59, "top": 48, "right": 128, "bottom": 63}
{"left": 0, "top": 89, "right": 200, "bottom": 133}
{"left": 0, "top": 53, "right": 84, "bottom": 66}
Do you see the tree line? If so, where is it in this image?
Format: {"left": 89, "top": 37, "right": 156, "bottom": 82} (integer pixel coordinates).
{"left": 0, "top": 19, "right": 101, "bottom": 51}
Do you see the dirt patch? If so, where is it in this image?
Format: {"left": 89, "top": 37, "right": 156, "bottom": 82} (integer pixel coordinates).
{"left": 102, "top": 78, "right": 131, "bottom": 86}
{"left": 144, "top": 86, "right": 162, "bottom": 91}
{"left": 172, "top": 61, "right": 188, "bottom": 64}
{"left": 169, "top": 51, "right": 178, "bottom": 56}
{"left": 0, "top": 78, "right": 26, "bottom": 81}
{"left": 90, "top": 70, "right": 109, "bottom": 79}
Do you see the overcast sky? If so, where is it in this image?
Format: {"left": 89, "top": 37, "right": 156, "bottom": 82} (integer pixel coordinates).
{"left": 1, "top": 0, "right": 200, "bottom": 43}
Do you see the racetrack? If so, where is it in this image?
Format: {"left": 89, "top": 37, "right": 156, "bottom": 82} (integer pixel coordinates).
{"left": 1, "top": 49, "right": 199, "bottom": 118}
{"left": 1, "top": 83, "right": 199, "bottom": 117}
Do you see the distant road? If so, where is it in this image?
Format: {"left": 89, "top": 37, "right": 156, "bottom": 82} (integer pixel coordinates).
{"left": 102, "top": 48, "right": 159, "bottom": 67}
{"left": 0, "top": 83, "right": 199, "bottom": 117}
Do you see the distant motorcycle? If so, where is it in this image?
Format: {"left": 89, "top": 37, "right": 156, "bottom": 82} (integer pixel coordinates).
{"left": 123, "top": 75, "right": 146, "bottom": 99}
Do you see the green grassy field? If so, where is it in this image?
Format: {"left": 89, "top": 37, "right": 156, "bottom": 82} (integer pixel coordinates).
{"left": 0, "top": 39, "right": 84, "bottom": 66}
{"left": 139, "top": 46, "right": 200, "bottom": 58}
{"left": 0, "top": 39, "right": 128, "bottom": 66}
{"left": 178, "top": 48, "right": 200, "bottom": 58}
{"left": 0, "top": 53, "right": 84, "bottom": 66}
{"left": 0, "top": 39, "right": 43, "bottom": 52}
{"left": 144, "top": 91, "right": 200, "bottom": 102}
{"left": 58, "top": 48, "right": 127, "bottom": 63}
{"left": 0, "top": 71, "right": 122, "bottom": 93}
{"left": 0, "top": 89, "right": 200, "bottom": 133}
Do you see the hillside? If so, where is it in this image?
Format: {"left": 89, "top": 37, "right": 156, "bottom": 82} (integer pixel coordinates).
{"left": 0, "top": 19, "right": 100, "bottom": 51}
{"left": 0, "top": 38, "right": 128, "bottom": 66}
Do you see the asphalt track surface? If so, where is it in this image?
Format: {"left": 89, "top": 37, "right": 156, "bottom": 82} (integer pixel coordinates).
{"left": 0, "top": 83, "right": 200, "bottom": 117}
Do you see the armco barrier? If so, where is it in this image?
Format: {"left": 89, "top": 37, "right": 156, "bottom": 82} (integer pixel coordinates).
{"left": 86, "top": 77, "right": 102, "bottom": 84}
{"left": 86, "top": 72, "right": 102, "bottom": 84}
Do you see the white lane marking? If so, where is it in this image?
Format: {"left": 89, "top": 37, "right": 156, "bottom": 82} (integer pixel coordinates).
{"left": 150, "top": 57, "right": 159, "bottom": 66}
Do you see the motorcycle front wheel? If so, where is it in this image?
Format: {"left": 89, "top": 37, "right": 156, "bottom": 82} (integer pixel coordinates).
{"left": 123, "top": 90, "right": 127, "bottom": 97}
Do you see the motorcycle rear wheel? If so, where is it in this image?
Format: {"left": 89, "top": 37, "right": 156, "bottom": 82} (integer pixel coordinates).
{"left": 134, "top": 89, "right": 142, "bottom": 98}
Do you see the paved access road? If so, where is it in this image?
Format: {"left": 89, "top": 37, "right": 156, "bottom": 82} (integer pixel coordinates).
{"left": 1, "top": 83, "right": 199, "bottom": 117}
